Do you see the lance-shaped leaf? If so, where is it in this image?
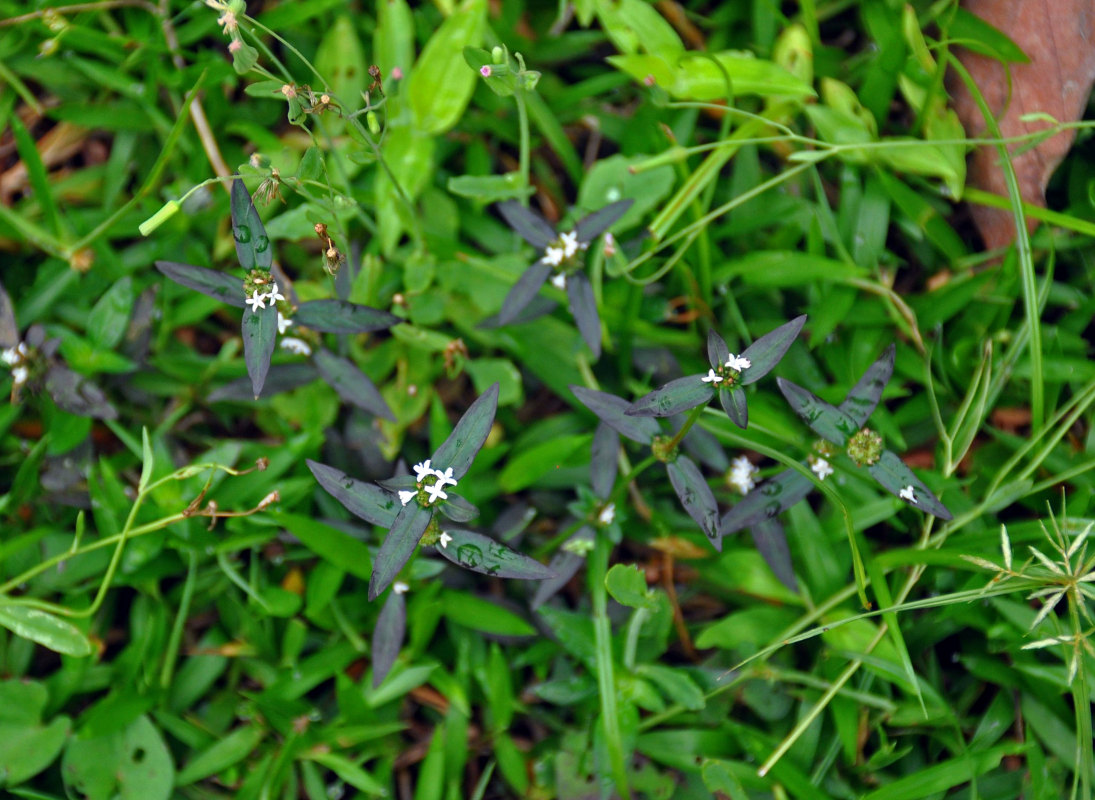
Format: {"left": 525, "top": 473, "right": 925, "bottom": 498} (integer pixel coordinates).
{"left": 437, "top": 528, "right": 555, "bottom": 579}
{"left": 155, "top": 261, "right": 247, "bottom": 308}
{"left": 432, "top": 382, "right": 499, "bottom": 480}
{"left": 739, "top": 314, "right": 806, "bottom": 385}
{"left": 573, "top": 199, "right": 633, "bottom": 242}
{"left": 294, "top": 300, "right": 400, "bottom": 334}
{"left": 313, "top": 348, "right": 395, "bottom": 421}
{"left": 680, "top": 424, "right": 729, "bottom": 471}
{"left": 566, "top": 271, "right": 601, "bottom": 358}
{"left": 572, "top": 385, "right": 659, "bottom": 444}
{"left": 230, "top": 178, "right": 272, "bottom": 270}
{"left": 44, "top": 366, "right": 117, "bottom": 419}
{"left": 720, "top": 385, "right": 748, "bottom": 429}
{"left": 243, "top": 305, "right": 278, "bottom": 397}
{"left": 496, "top": 261, "right": 552, "bottom": 325}
{"left": 532, "top": 527, "right": 594, "bottom": 609}
{"left": 868, "top": 450, "right": 953, "bottom": 521}
{"left": 307, "top": 459, "right": 399, "bottom": 527}
{"left": 208, "top": 364, "right": 319, "bottom": 402}
{"left": 0, "top": 279, "right": 18, "bottom": 348}
{"left": 777, "top": 377, "right": 860, "bottom": 445}
{"left": 627, "top": 375, "right": 714, "bottom": 418}
{"left": 667, "top": 455, "right": 720, "bottom": 544}
{"left": 707, "top": 330, "right": 730, "bottom": 369}
{"left": 437, "top": 494, "right": 479, "bottom": 523}
{"left": 369, "top": 503, "right": 433, "bottom": 600}
{"left": 0, "top": 605, "right": 94, "bottom": 657}
{"left": 750, "top": 518, "right": 798, "bottom": 593}
{"left": 372, "top": 589, "right": 406, "bottom": 687}
{"left": 496, "top": 199, "right": 556, "bottom": 249}
{"left": 842, "top": 344, "right": 895, "bottom": 427}
{"left": 378, "top": 474, "right": 417, "bottom": 492}
{"left": 591, "top": 423, "right": 619, "bottom": 499}
{"left": 721, "top": 467, "right": 814, "bottom": 536}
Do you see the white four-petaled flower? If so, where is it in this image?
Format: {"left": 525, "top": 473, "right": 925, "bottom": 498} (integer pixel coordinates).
{"left": 393, "top": 581, "right": 409, "bottom": 595}
{"left": 277, "top": 313, "right": 292, "bottom": 334}
{"left": 433, "top": 466, "right": 457, "bottom": 489}
{"left": 12, "top": 366, "right": 28, "bottom": 385}
{"left": 245, "top": 292, "right": 267, "bottom": 312}
{"left": 725, "top": 354, "right": 751, "bottom": 372}
{"left": 424, "top": 482, "right": 448, "bottom": 504}
{"left": 412, "top": 460, "right": 434, "bottom": 482}
{"left": 701, "top": 369, "right": 723, "bottom": 384}
{"left": 598, "top": 503, "right": 616, "bottom": 525}
{"left": 398, "top": 490, "right": 417, "bottom": 506}
{"left": 439, "top": 531, "right": 453, "bottom": 548}
{"left": 811, "top": 457, "right": 834, "bottom": 481}
{"left": 2, "top": 342, "right": 27, "bottom": 366}
{"left": 550, "top": 273, "right": 567, "bottom": 290}
{"left": 728, "top": 455, "right": 758, "bottom": 495}
{"left": 267, "top": 282, "right": 286, "bottom": 303}
{"left": 899, "top": 485, "right": 917, "bottom": 503}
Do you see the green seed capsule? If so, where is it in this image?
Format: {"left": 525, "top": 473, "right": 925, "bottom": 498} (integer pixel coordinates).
{"left": 366, "top": 110, "right": 380, "bottom": 135}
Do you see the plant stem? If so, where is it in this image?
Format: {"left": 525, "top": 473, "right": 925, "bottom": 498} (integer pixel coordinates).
{"left": 514, "top": 87, "right": 531, "bottom": 204}
{"left": 667, "top": 402, "right": 707, "bottom": 450}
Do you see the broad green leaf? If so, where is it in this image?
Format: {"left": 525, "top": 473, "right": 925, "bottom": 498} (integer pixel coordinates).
{"left": 496, "top": 200, "right": 556, "bottom": 249}
{"left": 628, "top": 375, "right": 713, "bottom": 418}
{"left": 441, "top": 590, "right": 536, "bottom": 636}
{"left": 720, "top": 467, "right": 813, "bottom": 536}
{"left": 154, "top": 261, "right": 246, "bottom": 308}
{"left": 313, "top": 348, "right": 395, "bottom": 421}
{"left": 376, "top": 125, "right": 435, "bottom": 253}
{"left": 314, "top": 16, "right": 367, "bottom": 137}
{"left": 431, "top": 382, "right": 499, "bottom": 479}
{"left": 296, "top": 145, "right": 323, "bottom": 183}
{"left": 573, "top": 199, "right": 633, "bottom": 243}
{"left": 304, "top": 751, "right": 386, "bottom": 796}
{"left": 372, "top": 588, "right": 406, "bottom": 687}
{"left": 577, "top": 155, "right": 674, "bottom": 234}
{"left": 436, "top": 528, "right": 554, "bottom": 579}
{"left": 712, "top": 251, "right": 868, "bottom": 287}
{"left": 777, "top": 377, "right": 860, "bottom": 445}
{"left": 277, "top": 511, "right": 375, "bottom": 580}
{"left": 230, "top": 179, "right": 271, "bottom": 271}
{"left": 667, "top": 455, "right": 720, "bottom": 543}
{"left": 867, "top": 450, "right": 953, "bottom": 521}
{"left": 294, "top": 300, "right": 399, "bottom": 334}
{"left": 61, "top": 715, "right": 174, "bottom": 800}
{"left": 842, "top": 344, "right": 895, "bottom": 427}
{"left": 407, "top": 0, "right": 485, "bottom": 135}
{"left": 566, "top": 271, "right": 601, "bottom": 358}
{"left": 242, "top": 305, "right": 277, "bottom": 398}
{"left": 497, "top": 434, "right": 589, "bottom": 493}
{"left": 707, "top": 330, "right": 730, "bottom": 368}
{"left": 374, "top": 0, "right": 414, "bottom": 79}
{"left": 571, "top": 385, "right": 659, "bottom": 445}
{"left": 87, "top": 276, "right": 133, "bottom": 349}
{"left": 175, "top": 726, "right": 265, "bottom": 786}
{"left": 804, "top": 105, "right": 873, "bottom": 155}
{"left": 496, "top": 261, "right": 552, "bottom": 325}
{"left": 637, "top": 664, "right": 705, "bottom": 710}
{"left": 448, "top": 172, "right": 532, "bottom": 202}
{"left": 0, "top": 692, "right": 70, "bottom": 786}
{"left": 608, "top": 52, "right": 814, "bottom": 101}
{"left": 739, "top": 314, "right": 806, "bottom": 385}
{"left": 605, "top": 563, "right": 654, "bottom": 609}
{"left": 949, "top": 7, "right": 1029, "bottom": 62}
{"left": 465, "top": 357, "right": 523, "bottom": 407}
{"left": 596, "top": 0, "right": 682, "bottom": 55}
{"left": 368, "top": 503, "right": 432, "bottom": 600}
{"left": 44, "top": 366, "right": 117, "bottom": 420}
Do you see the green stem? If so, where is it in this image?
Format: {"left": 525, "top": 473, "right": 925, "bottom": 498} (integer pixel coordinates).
{"left": 160, "top": 549, "right": 197, "bottom": 689}
{"left": 667, "top": 402, "right": 709, "bottom": 451}
{"left": 590, "top": 534, "right": 631, "bottom": 799}
{"left": 514, "top": 88, "right": 531, "bottom": 203}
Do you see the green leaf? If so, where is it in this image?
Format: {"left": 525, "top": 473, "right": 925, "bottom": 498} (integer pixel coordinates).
{"left": 372, "top": 588, "right": 406, "bottom": 687}
{"left": 465, "top": 357, "right": 523, "bottom": 407}
{"left": 431, "top": 382, "right": 499, "bottom": 479}
{"left": 608, "top": 52, "right": 815, "bottom": 101}
{"left": 154, "top": 261, "right": 246, "bottom": 308}
{"left": 407, "top": 0, "right": 486, "bottom": 135}
{"left": 719, "top": 385, "right": 748, "bottom": 429}
{"left": 44, "top": 366, "right": 117, "bottom": 420}
{"left": 707, "top": 330, "right": 730, "bottom": 368}
{"left": 666, "top": 455, "right": 720, "bottom": 543}
{"left": 532, "top": 526, "right": 593, "bottom": 610}
{"left": 627, "top": 375, "right": 714, "bottom": 418}
{"left": 860, "top": 744, "right": 1018, "bottom": 800}
{"left": 294, "top": 300, "right": 399, "bottom": 334}
{"left": 496, "top": 200, "right": 556, "bottom": 249}
{"left": 448, "top": 172, "right": 532, "bottom": 202}
{"left": 436, "top": 493, "right": 479, "bottom": 522}
{"left": 374, "top": 0, "right": 414, "bottom": 79}
{"left": 605, "top": 563, "right": 654, "bottom": 609}
{"left": 577, "top": 155, "right": 675, "bottom": 234}
{"left": 313, "top": 348, "right": 395, "bottom": 421}
{"left": 436, "top": 528, "right": 554, "bottom": 579}
{"left": 242, "top": 305, "right": 277, "bottom": 398}
{"left": 637, "top": 664, "right": 705, "bottom": 710}
{"left": 497, "top": 434, "right": 588, "bottom": 493}
{"left": 720, "top": 467, "right": 813, "bottom": 536}
{"left": 304, "top": 751, "right": 386, "bottom": 796}
{"left": 573, "top": 199, "right": 633, "bottom": 243}
{"left": 777, "top": 377, "right": 860, "bottom": 445}
{"left": 0, "top": 692, "right": 71, "bottom": 786}
{"left": 277, "top": 512, "right": 375, "bottom": 581}
{"left": 739, "top": 314, "right": 806, "bottom": 385}
{"left": 369, "top": 503, "right": 433, "bottom": 600}
{"left": 462, "top": 47, "right": 519, "bottom": 97}
{"left": 441, "top": 590, "right": 536, "bottom": 636}
{"left": 314, "top": 16, "right": 367, "bottom": 137}
{"left": 571, "top": 385, "right": 659, "bottom": 445}
{"left": 138, "top": 427, "right": 152, "bottom": 492}
{"left": 230, "top": 179, "right": 271, "bottom": 271}
{"left": 496, "top": 261, "right": 552, "bottom": 325}
{"left": 712, "top": 251, "right": 868, "bottom": 287}
{"left": 87, "top": 276, "right": 133, "bottom": 349}
{"left": 842, "top": 344, "right": 895, "bottom": 427}
{"left": 949, "top": 8, "right": 1029, "bottom": 62}
{"left": 61, "top": 715, "right": 174, "bottom": 800}
{"left": 175, "top": 726, "right": 265, "bottom": 786}
{"left": 867, "top": 450, "right": 953, "bottom": 521}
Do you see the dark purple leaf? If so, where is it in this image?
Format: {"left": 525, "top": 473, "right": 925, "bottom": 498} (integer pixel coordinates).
{"left": 307, "top": 459, "right": 400, "bottom": 527}
{"left": 378, "top": 474, "right": 417, "bottom": 492}
{"left": 566, "top": 271, "right": 601, "bottom": 358}
{"left": 666, "top": 455, "right": 720, "bottom": 544}
{"left": 242, "top": 305, "right": 278, "bottom": 398}
{"left": 720, "top": 386, "right": 748, "bottom": 428}
{"left": 44, "top": 365, "right": 116, "bottom": 419}
{"left": 721, "top": 468, "right": 813, "bottom": 536}
{"left": 438, "top": 493, "right": 479, "bottom": 523}
{"left": 431, "top": 382, "right": 499, "bottom": 479}
{"left": 591, "top": 423, "right": 619, "bottom": 499}
{"left": 706, "top": 330, "right": 730, "bottom": 370}
{"left": 739, "top": 314, "right": 807, "bottom": 385}
{"left": 294, "top": 300, "right": 399, "bottom": 334}
{"left": 231, "top": 178, "right": 272, "bottom": 270}
{"left": 750, "top": 518, "right": 798, "bottom": 593}
{"left": 841, "top": 344, "right": 895, "bottom": 427}
{"left": 479, "top": 296, "right": 557, "bottom": 329}
{"left": 573, "top": 199, "right": 634, "bottom": 243}
{"left": 372, "top": 588, "right": 406, "bottom": 687}
{"left": 496, "top": 200, "right": 556, "bottom": 249}
{"left": 436, "top": 528, "right": 554, "bottom": 579}
{"left": 313, "top": 348, "right": 395, "bottom": 421}
{"left": 681, "top": 425, "right": 729, "bottom": 472}
{"left": 868, "top": 450, "right": 953, "bottom": 521}
{"left": 531, "top": 526, "right": 593, "bottom": 609}
{"left": 571, "top": 385, "right": 658, "bottom": 445}
{"left": 496, "top": 261, "right": 553, "bottom": 325}
{"left": 0, "top": 279, "right": 18, "bottom": 348}
{"left": 491, "top": 503, "right": 537, "bottom": 540}
{"left": 777, "top": 377, "right": 860, "bottom": 445}
{"left": 627, "top": 375, "right": 714, "bottom": 418}
{"left": 369, "top": 502, "right": 433, "bottom": 600}
{"left": 208, "top": 364, "right": 319, "bottom": 402}
{"left": 155, "top": 261, "right": 246, "bottom": 308}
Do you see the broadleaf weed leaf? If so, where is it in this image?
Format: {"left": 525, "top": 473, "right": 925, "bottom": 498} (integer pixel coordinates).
{"left": 573, "top": 199, "right": 633, "bottom": 242}
{"left": 372, "top": 588, "right": 406, "bottom": 688}
{"left": 435, "top": 528, "right": 555, "bottom": 580}
{"left": 155, "top": 261, "right": 248, "bottom": 308}
{"left": 566, "top": 271, "right": 602, "bottom": 358}
{"left": 497, "top": 261, "right": 552, "bottom": 325}
{"left": 720, "top": 385, "right": 748, "bottom": 428}
{"left": 44, "top": 365, "right": 117, "bottom": 420}
{"left": 293, "top": 300, "right": 400, "bottom": 334}
{"left": 431, "top": 382, "right": 500, "bottom": 480}
{"left": 496, "top": 199, "right": 556, "bottom": 249}
{"left": 572, "top": 385, "right": 658, "bottom": 445}
{"left": 369, "top": 502, "right": 433, "bottom": 600}
{"left": 627, "top": 375, "right": 715, "bottom": 418}
{"left": 0, "top": 279, "right": 19, "bottom": 347}
{"left": 777, "top": 377, "right": 859, "bottom": 445}
{"left": 532, "top": 526, "right": 595, "bottom": 609}
{"left": 313, "top": 349, "right": 395, "bottom": 421}
{"left": 868, "top": 450, "right": 953, "bottom": 520}
{"left": 307, "top": 459, "right": 400, "bottom": 527}
{"left": 842, "top": 344, "right": 895, "bottom": 427}
{"left": 750, "top": 518, "right": 798, "bottom": 593}
{"left": 591, "top": 423, "right": 620, "bottom": 499}
{"left": 721, "top": 468, "right": 814, "bottom": 537}
{"left": 437, "top": 494, "right": 480, "bottom": 523}
{"left": 667, "top": 455, "right": 721, "bottom": 544}
{"left": 738, "top": 314, "right": 807, "bottom": 385}
{"left": 707, "top": 329, "right": 730, "bottom": 367}
{"left": 242, "top": 304, "right": 278, "bottom": 397}
{"left": 231, "top": 178, "right": 272, "bottom": 271}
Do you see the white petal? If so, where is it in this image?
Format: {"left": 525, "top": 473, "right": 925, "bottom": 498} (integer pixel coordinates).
{"left": 550, "top": 273, "right": 567, "bottom": 290}
{"left": 899, "top": 485, "right": 917, "bottom": 503}
{"left": 279, "top": 337, "right": 312, "bottom": 356}
{"left": 393, "top": 581, "right": 409, "bottom": 595}
{"left": 398, "top": 490, "right": 417, "bottom": 506}
{"left": 810, "top": 457, "right": 834, "bottom": 481}
{"left": 439, "top": 532, "right": 453, "bottom": 548}
{"left": 412, "top": 460, "right": 434, "bottom": 482}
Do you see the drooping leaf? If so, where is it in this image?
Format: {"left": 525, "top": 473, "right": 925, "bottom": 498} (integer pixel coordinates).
{"left": 627, "top": 375, "right": 714, "bottom": 418}
{"left": 572, "top": 386, "right": 659, "bottom": 445}
{"left": 666, "top": 455, "right": 720, "bottom": 544}
{"left": 721, "top": 467, "right": 813, "bottom": 536}
{"left": 230, "top": 178, "right": 272, "bottom": 270}
{"left": 294, "top": 300, "right": 400, "bottom": 334}
{"left": 566, "top": 271, "right": 601, "bottom": 358}
{"left": 436, "top": 528, "right": 554, "bottom": 579}
{"left": 706, "top": 329, "right": 729, "bottom": 369}
{"left": 496, "top": 200, "right": 556, "bottom": 249}
{"left": 591, "top": 423, "right": 619, "bottom": 499}
{"left": 0, "top": 605, "right": 94, "bottom": 656}
{"left": 868, "top": 450, "right": 953, "bottom": 520}
{"left": 313, "top": 348, "right": 395, "bottom": 421}
{"left": 306, "top": 459, "right": 400, "bottom": 527}
{"left": 720, "top": 385, "right": 748, "bottom": 428}
{"left": 739, "top": 314, "right": 807, "bottom": 385}
{"left": 242, "top": 305, "right": 278, "bottom": 398}
{"left": 208, "top": 364, "right": 319, "bottom": 402}
{"left": 437, "top": 493, "right": 479, "bottom": 523}
{"left": 573, "top": 199, "right": 634, "bottom": 243}
{"left": 44, "top": 366, "right": 117, "bottom": 420}
{"left": 0, "top": 279, "right": 18, "bottom": 348}
{"left": 750, "top": 518, "right": 799, "bottom": 593}
{"left": 431, "top": 382, "right": 499, "bottom": 479}
{"left": 372, "top": 588, "right": 406, "bottom": 687}
{"left": 777, "top": 377, "right": 860, "bottom": 445}
{"left": 496, "top": 261, "right": 553, "bottom": 325}
{"left": 841, "top": 344, "right": 895, "bottom": 427}
{"left": 531, "top": 527, "right": 593, "bottom": 609}
{"left": 154, "top": 261, "right": 247, "bottom": 308}
{"left": 369, "top": 502, "right": 433, "bottom": 600}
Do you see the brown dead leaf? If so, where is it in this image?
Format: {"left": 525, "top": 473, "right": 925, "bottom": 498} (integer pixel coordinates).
{"left": 949, "top": 1, "right": 1095, "bottom": 250}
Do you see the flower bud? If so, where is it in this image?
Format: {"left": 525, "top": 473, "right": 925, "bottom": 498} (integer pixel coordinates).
{"left": 366, "top": 110, "right": 380, "bottom": 135}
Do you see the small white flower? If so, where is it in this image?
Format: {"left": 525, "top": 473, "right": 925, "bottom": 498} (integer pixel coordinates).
{"left": 398, "top": 490, "right": 417, "bottom": 506}
{"left": 267, "top": 282, "right": 286, "bottom": 303}
{"left": 433, "top": 466, "right": 457, "bottom": 489}
{"left": 559, "top": 231, "right": 580, "bottom": 259}
{"left": 439, "top": 531, "right": 453, "bottom": 548}
{"left": 2, "top": 348, "right": 18, "bottom": 366}
{"left": 899, "top": 485, "right": 918, "bottom": 504}
{"left": 701, "top": 369, "right": 723, "bottom": 384}
{"left": 280, "top": 337, "right": 312, "bottom": 356}
{"left": 425, "top": 482, "right": 448, "bottom": 504}
{"left": 550, "top": 273, "right": 567, "bottom": 290}
{"left": 11, "top": 365, "right": 28, "bottom": 385}
{"left": 728, "top": 456, "right": 758, "bottom": 495}
{"left": 543, "top": 245, "right": 565, "bottom": 267}
{"left": 246, "top": 292, "right": 268, "bottom": 312}
{"left": 725, "top": 354, "right": 751, "bottom": 372}
{"left": 811, "top": 457, "right": 834, "bottom": 481}
{"left": 598, "top": 503, "right": 616, "bottom": 525}
{"left": 393, "top": 581, "right": 409, "bottom": 595}
{"left": 412, "top": 460, "right": 434, "bottom": 483}
{"left": 603, "top": 232, "right": 617, "bottom": 257}
{"left": 277, "top": 313, "right": 292, "bottom": 334}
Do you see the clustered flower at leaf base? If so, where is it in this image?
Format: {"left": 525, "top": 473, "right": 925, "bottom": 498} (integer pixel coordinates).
{"left": 494, "top": 198, "right": 633, "bottom": 359}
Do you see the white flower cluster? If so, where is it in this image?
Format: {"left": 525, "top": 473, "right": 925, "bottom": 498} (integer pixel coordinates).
{"left": 2, "top": 342, "right": 29, "bottom": 388}
{"left": 398, "top": 459, "right": 458, "bottom": 507}
{"left": 728, "top": 455, "right": 758, "bottom": 495}
{"left": 598, "top": 502, "right": 616, "bottom": 526}
{"left": 543, "top": 231, "right": 581, "bottom": 267}
{"left": 700, "top": 354, "right": 752, "bottom": 385}
{"left": 810, "top": 456, "right": 834, "bottom": 481}
{"left": 245, "top": 281, "right": 286, "bottom": 312}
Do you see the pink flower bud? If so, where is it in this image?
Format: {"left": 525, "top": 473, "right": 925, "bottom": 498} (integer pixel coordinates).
{"left": 480, "top": 65, "right": 492, "bottom": 77}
